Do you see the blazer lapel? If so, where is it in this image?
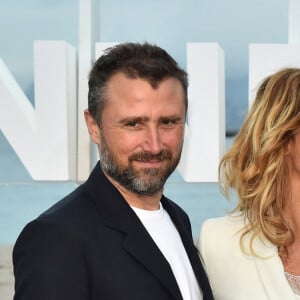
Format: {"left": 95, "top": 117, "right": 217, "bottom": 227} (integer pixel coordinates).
{"left": 162, "top": 197, "right": 214, "bottom": 300}
{"left": 84, "top": 163, "right": 183, "bottom": 300}
{"left": 121, "top": 219, "right": 183, "bottom": 300}
{"left": 253, "top": 236, "right": 297, "bottom": 299}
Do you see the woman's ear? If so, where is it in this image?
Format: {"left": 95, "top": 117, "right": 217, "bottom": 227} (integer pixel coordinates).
{"left": 84, "top": 109, "right": 101, "bottom": 144}
{"left": 286, "top": 137, "right": 294, "bottom": 156}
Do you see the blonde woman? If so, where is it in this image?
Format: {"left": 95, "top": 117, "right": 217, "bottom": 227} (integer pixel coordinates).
{"left": 197, "top": 68, "right": 300, "bottom": 300}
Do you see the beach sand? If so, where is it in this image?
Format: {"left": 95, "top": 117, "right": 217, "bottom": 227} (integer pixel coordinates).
{"left": 0, "top": 244, "right": 14, "bottom": 300}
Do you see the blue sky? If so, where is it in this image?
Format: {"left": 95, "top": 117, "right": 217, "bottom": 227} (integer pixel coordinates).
{"left": 0, "top": 0, "right": 288, "bottom": 130}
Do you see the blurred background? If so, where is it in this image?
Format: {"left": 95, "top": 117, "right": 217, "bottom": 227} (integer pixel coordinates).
{"left": 0, "top": 0, "right": 288, "bottom": 131}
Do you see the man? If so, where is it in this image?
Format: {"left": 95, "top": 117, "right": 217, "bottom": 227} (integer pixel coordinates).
{"left": 13, "top": 42, "right": 213, "bottom": 300}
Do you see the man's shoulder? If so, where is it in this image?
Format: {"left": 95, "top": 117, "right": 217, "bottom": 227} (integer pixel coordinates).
{"left": 14, "top": 183, "right": 100, "bottom": 251}
{"left": 162, "top": 196, "right": 188, "bottom": 216}
{"left": 39, "top": 184, "right": 91, "bottom": 221}
{"left": 161, "top": 196, "right": 191, "bottom": 230}
{"left": 21, "top": 183, "right": 98, "bottom": 238}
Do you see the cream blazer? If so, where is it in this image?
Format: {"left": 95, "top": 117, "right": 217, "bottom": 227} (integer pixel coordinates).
{"left": 197, "top": 216, "right": 299, "bottom": 300}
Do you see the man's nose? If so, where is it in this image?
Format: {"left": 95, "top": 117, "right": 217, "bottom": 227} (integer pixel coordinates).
{"left": 142, "top": 127, "right": 163, "bottom": 154}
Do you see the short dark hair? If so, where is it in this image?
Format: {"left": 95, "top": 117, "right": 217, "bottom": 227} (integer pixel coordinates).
{"left": 88, "top": 42, "right": 188, "bottom": 125}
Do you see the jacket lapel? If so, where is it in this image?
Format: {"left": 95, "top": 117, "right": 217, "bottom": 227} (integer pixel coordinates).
{"left": 162, "top": 198, "right": 214, "bottom": 300}
{"left": 121, "top": 219, "right": 183, "bottom": 300}
{"left": 252, "top": 237, "right": 297, "bottom": 300}
{"left": 84, "top": 163, "right": 183, "bottom": 300}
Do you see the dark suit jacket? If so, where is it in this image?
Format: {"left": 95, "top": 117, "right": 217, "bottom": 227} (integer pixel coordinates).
{"left": 13, "top": 163, "right": 213, "bottom": 300}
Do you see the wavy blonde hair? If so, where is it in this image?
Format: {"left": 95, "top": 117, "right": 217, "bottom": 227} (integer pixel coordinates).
{"left": 219, "top": 68, "right": 300, "bottom": 256}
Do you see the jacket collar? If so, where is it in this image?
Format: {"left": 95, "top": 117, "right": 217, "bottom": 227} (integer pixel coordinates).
{"left": 84, "top": 162, "right": 183, "bottom": 300}
{"left": 229, "top": 215, "right": 297, "bottom": 299}
{"left": 252, "top": 236, "right": 298, "bottom": 299}
{"left": 162, "top": 198, "right": 214, "bottom": 299}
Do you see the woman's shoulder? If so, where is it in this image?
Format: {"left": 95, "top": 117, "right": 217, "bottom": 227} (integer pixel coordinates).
{"left": 197, "top": 214, "right": 246, "bottom": 257}
{"left": 201, "top": 214, "right": 246, "bottom": 236}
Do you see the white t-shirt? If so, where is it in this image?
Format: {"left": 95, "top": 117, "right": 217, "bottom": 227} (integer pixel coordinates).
{"left": 131, "top": 203, "right": 202, "bottom": 300}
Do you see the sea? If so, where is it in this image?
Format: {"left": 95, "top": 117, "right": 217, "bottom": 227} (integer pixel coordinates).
{"left": 0, "top": 132, "right": 236, "bottom": 244}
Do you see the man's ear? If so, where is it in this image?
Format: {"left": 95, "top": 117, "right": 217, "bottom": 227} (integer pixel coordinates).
{"left": 84, "top": 109, "right": 101, "bottom": 144}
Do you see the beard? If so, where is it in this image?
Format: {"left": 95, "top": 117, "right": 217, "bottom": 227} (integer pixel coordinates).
{"left": 99, "top": 135, "right": 181, "bottom": 196}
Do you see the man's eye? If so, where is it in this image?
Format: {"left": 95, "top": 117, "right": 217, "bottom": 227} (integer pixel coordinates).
{"left": 162, "top": 119, "right": 175, "bottom": 126}
{"left": 125, "top": 121, "right": 139, "bottom": 127}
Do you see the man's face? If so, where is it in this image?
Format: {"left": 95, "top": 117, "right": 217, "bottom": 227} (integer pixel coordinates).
{"left": 88, "top": 72, "right": 186, "bottom": 196}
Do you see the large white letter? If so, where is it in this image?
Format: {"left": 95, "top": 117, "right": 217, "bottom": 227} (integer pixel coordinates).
{"left": 0, "top": 41, "right": 76, "bottom": 180}
{"left": 178, "top": 43, "right": 225, "bottom": 182}
{"left": 289, "top": 0, "right": 300, "bottom": 44}
{"left": 77, "top": 0, "right": 100, "bottom": 181}
{"left": 249, "top": 43, "right": 300, "bottom": 105}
